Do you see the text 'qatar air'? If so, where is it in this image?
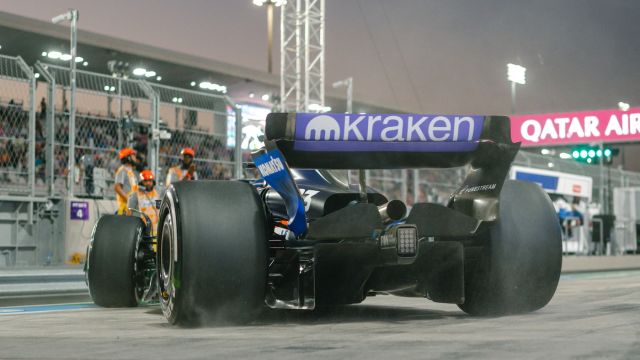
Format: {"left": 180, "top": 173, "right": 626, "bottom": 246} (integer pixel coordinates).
{"left": 511, "top": 108, "right": 640, "bottom": 146}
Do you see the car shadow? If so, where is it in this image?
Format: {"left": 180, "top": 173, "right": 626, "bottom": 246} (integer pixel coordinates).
{"left": 251, "top": 302, "right": 466, "bottom": 326}
{"left": 144, "top": 300, "right": 468, "bottom": 328}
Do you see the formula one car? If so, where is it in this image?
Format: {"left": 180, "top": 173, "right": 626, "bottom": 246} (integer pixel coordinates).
{"left": 86, "top": 112, "right": 562, "bottom": 325}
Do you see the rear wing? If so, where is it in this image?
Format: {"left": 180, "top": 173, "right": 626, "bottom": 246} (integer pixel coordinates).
{"left": 258, "top": 112, "right": 521, "bottom": 227}
{"left": 265, "top": 113, "right": 517, "bottom": 169}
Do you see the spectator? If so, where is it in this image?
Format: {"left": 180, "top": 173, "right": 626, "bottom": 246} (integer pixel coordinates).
{"left": 79, "top": 152, "right": 95, "bottom": 195}
{"left": 39, "top": 97, "right": 46, "bottom": 120}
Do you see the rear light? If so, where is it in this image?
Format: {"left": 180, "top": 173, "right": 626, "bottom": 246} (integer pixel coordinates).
{"left": 379, "top": 224, "right": 418, "bottom": 257}
{"left": 396, "top": 225, "right": 418, "bottom": 257}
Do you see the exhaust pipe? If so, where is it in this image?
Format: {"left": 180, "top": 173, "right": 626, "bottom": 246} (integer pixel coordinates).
{"left": 378, "top": 200, "right": 407, "bottom": 222}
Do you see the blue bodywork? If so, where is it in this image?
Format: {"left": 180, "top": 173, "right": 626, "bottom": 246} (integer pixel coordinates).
{"left": 253, "top": 147, "right": 308, "bottom": 236}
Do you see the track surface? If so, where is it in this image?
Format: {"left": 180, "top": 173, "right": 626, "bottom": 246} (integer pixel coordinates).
{"left": 1, "top": 271, "right": 639, "bottom": 359}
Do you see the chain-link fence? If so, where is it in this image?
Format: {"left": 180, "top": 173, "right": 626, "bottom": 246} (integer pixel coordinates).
{"left": 411, "top": 167, "right": 467, "bottom": 206}
{"left": 150, "top": 84, "right": 239, "bottom": 191}
{"left": 0, "top": 55, "right": 36, "bottom": 196}
{"left": 37, "top": 63, "right": 156, "bottom": 198}
{"left": 4, "top": 58, "right": 640, "bottom": 211}
{"left": 343, "top": 168, "right": 460, "bottom": 207}
{"left": 360, "top": 151, "right": 640, "bottom": 210}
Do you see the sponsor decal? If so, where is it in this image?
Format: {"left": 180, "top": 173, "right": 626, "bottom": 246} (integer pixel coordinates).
{"left": 298, "top": 189, "right": 320, "bottom": 211}
{"left": 511, "top": 108, "right": 640, "bottom": 146}
{"left": 70, "top": 201, "right": 89, "bottom": 220}
{"left": 253, "top": 147, "right": 307, "bottom": 236}
{"left": 256, "top": 156, "right": 285, "bottom": 176}
{"left": 458, "top": 184, "right": 497, "bottom": 194}
{"left": 294, "top": 113, "right": 484, "bottom": 152}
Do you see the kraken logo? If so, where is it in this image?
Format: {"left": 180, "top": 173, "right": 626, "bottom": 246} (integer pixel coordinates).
{"left": 304, "top": 115, "right": 341, "bottom": 140}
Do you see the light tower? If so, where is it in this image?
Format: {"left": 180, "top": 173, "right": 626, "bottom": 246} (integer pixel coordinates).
{"left": 507, "top": 63, "right": 526, "bottom": 114}
{"left": 280, "top": 0, "right": 325, "bottom": 112}
{"left": 52, "top": 9, "right": 79, "bottom": 196}
{"left": 252, "top": 0, "right": 287, "bottom": 73}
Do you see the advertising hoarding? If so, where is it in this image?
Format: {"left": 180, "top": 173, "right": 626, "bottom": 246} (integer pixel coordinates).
{"left": 510, "top": 165, "right": 593, "bottom": 200}
{"left": 511, "top": 108, "right": 640, "bottom": 147}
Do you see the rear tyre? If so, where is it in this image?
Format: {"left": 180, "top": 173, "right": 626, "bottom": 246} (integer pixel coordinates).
{"left": 459, "top": 180, "right": 562, "bottom": 316}
{"left": 157, "top": 181, "right": 268, "bottom": 326}
{"left": 87, "top": 215, "right": 145, "bottom": 307}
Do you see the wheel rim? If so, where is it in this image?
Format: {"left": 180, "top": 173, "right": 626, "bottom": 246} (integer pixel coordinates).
{"left": 159, "top": 212, "right": 175, "bottom": 315}
{"left": 132, "top": 226, "right": 145, "bottom": 303}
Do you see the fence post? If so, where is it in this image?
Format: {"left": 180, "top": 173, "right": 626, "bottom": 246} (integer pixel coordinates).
{"left": 14, "top": 57, "right": 36, "bottom": 224}
{"left": 140, "top": 81, "right": 160, "bottom": 177}
{"left": 117, "top": 77, "right": 123, "bottom": 149}
{"left": 15, "top": 57, "right": 36, "bottom": 198}
{"left": 151, "top": 89, "right": 160, "bottom": 177}
{"left": 35, "top": 62, "right": 56, "bottom": 196}
{"left": 234, "top": 107, "right": 243, "bottom": 179}
{"left": 401, "top": 169, "right": 408, "bottom": 204}
{"left": 413, "top": 169, "right": 419, "bottom": 205}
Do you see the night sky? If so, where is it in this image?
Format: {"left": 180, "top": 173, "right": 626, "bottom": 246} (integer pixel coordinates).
{"left": 1, "top": 0, "right": 639, "bottom": 116}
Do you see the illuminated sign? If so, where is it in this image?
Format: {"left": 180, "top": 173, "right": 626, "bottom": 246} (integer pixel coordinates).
{"left": 510, "top": 166, "right": 592, "bottom": 200}
{"left": 511, "top": 108, "right": 640, "bottom": 146}
{"left": 227, "top": 104, "right": 270, "bottom": 150}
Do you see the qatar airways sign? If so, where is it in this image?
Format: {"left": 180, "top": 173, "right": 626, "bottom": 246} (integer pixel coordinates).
{"left": 511, "top": 108, "right": 640, "bottom": 147}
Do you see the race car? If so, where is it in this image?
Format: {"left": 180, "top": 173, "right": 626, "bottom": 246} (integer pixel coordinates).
{"left": 86, "top": 112, "right": 562, "bottom": 325}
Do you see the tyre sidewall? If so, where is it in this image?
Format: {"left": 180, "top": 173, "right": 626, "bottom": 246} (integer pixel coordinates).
{"left": 87, "top": 215, "right": 144, "bottom": 307}
{"left": 461, "top": 180, "right": 562, "bottom": 315}
{"left": 158, "top": 181, "right": 268, "bottom": 325}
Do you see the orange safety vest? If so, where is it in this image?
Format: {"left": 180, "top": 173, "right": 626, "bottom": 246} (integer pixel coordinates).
{"left": 136, "top": 188, "right": 159, "bottom": 235}
{"left": 115, "top": 165, "right": 138, "bottom": 214}
{"left": 166, "top": 165, "right": 192, "bottom": 187}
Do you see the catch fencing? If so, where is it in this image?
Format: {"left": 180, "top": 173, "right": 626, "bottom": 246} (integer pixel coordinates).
{"left": 0, "top": 55, "right": 36, "bottom": 197}
{"left": 2, "top": 61, "right": 640, "bottom": 211}
{"left": 0, "top": 64, "right": 244, "bottom": 200}
{"left": 350, "top": 151, "right": 640, "bottom": 210}
{"left": 35, "top": 62, "right": 156, "bottom": 198}
{"left": 149, "top": 83, "right": 240, "bottom": 190}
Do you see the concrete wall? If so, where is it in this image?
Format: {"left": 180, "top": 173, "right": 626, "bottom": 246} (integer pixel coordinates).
{"left": 62, "top": 198, "right": 117, "bottom": 264}
{"left": 0, "top": 197, "right": 117, "bottom": 267}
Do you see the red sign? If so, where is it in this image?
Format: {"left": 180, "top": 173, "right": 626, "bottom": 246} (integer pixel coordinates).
{"left": 510, "top": 108, "right": 640, "bottom": 147}
{"left": 572, "top": 184, "right": 582, "bottom": 194}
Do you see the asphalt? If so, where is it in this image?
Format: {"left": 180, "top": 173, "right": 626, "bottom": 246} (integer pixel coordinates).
{"left": 0, "top": 270, "right": 639, "bottom": 360}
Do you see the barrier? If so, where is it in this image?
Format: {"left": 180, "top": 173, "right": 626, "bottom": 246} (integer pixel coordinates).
{"left": 35, "top": 63, "right": 157, "bottom": 198}
{"left": 148, "top": 83, "right": 240, "bottom": 189}
{"left": 0, "top": 55, "right": 36, "bottom": 196}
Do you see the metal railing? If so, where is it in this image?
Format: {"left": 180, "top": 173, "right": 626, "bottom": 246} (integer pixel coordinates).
{"left": 0, "top": 55, "right": 36, "bottom": 197}
{"left": 149, "top": 83, "right": 241, "bottom": 190}
{"left": 1, "top": 64, "right": 245, "bottom": 199}
{"left": 2, "top": 60, "right": 640, "bottom": 214}
{"left": 35, "top": 63, "right": 157, "bottom": 198}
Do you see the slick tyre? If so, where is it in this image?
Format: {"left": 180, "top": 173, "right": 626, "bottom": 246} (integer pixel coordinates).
{"left": 157, "top": 181, "right": 268, "bottom": 326}
{"left": 87, "top": 215, "right": 145, "bottom": 307}
{"left": 459, "top": 180, "right": 562, "bottom": 316}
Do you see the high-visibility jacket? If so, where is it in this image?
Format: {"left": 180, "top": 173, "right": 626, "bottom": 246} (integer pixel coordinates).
{"left": 115, "top": 165, "right": 138, "bottom": 214}
{"left": 165, "top": 165, "right": 197, "bottom": 187}
{"left": 135, "top": 188, "right": 160, "bottom": 235}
